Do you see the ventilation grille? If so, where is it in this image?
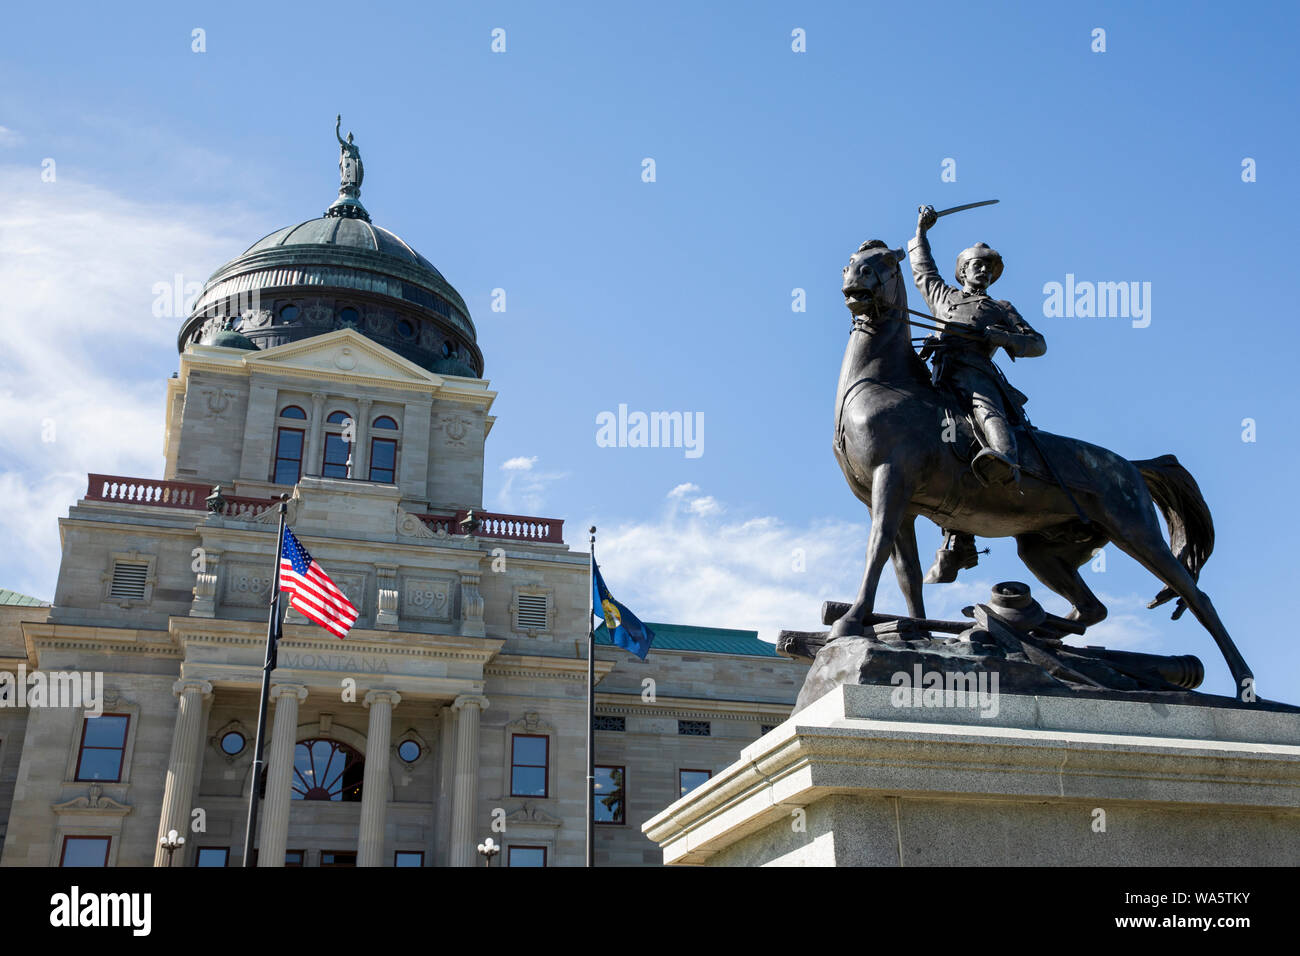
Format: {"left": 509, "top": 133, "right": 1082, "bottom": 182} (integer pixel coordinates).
{"left": 678, "top": 720, "right": 711, "bottom": 737}
{"left": 109, "top": 561, "right": 149, "bottom": 600}
{"left": 593, "top": 715, "right": 625, "bottom": 732}
{"left": 516, "top": 594, "right": 548, "bottom": 630}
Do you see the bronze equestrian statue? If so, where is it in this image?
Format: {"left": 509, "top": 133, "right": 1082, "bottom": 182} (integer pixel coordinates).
{"left": 827, "top": 221, "right": 1255, "bottom": 700}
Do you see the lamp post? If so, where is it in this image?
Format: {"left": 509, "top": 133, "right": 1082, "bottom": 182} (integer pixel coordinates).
{"left": 476, "top": 837, "right": 499, "bottom": 867}
{"left": 159, "top": 828, "right": 186, "bottom": 867}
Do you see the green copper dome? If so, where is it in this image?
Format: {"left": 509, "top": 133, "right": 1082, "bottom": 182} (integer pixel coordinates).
{"left": 177, "top": 118, "right": 482, "bottom": 378}
{"left": 203, "top": 328, "right": 259, "bottom": 350}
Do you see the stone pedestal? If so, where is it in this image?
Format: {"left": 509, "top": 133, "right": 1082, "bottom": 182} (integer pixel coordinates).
{"left": 643, "top": 684, "right": 1300, "bottom": 866}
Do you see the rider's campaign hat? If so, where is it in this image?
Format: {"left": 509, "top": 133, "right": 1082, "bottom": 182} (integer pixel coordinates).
{"left": 955, "top": 243, "right": 1003, "bottom": 284}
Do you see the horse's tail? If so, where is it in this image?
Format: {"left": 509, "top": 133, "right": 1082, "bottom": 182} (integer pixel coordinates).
{"left": 1133, "top": 454, "right": 1215, "bottom": 618}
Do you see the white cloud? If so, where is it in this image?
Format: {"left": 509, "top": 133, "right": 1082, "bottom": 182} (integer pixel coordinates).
{"left": 0, "top": 127, "right": 23, "bottom": 148}
{"left": 686, "top": 495, "right": 721, "bottom": 516}
{"left": 667, "top": 482, "right": 699, "bottom": 498}
{"left": 0, "top": 166, "right": 254, "bottom": 599}
{"left": 495, "top": 455, "right": 566, "bottom": 515}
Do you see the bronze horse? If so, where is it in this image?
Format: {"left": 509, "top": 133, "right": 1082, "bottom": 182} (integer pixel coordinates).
{"left": 828, "top": 240, "right": 1254, "bottom": 697}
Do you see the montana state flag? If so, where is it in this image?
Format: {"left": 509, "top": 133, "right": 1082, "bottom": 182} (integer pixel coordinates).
{"left": 592, "top": 560, "right": 655, "bottom": 660}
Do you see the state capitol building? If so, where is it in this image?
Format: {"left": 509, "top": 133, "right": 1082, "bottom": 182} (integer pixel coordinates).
{"left": 0, "top": 135, "right": 806, "bottom": 867}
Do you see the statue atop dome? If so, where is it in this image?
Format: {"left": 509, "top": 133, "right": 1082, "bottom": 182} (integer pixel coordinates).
{"left": 328, "top": 114, "right": 370, "bottom": 221}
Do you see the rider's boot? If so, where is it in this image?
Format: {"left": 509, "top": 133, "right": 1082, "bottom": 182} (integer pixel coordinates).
{"left": 924, "top": 532, "right": 980, "bottom": 584}
{"left": 971, "top": 417, "right": 1020, "bottom": 487}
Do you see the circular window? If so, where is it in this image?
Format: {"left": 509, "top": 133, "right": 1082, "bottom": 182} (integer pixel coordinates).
{"left": 441, "top": 341, "right": 452, "bottom": 358}
{"left": 397, "top": 740, "right": 420, "bottom": 763}
{"left": 339, "top": 307, "right": 360, "bottom": 326}
{"left": 220, "top": 731, "right": 246, "bottom": 756}
{"left": 397, "top": 319, "right": 414, "bottom": 338}
{"left": 279, "top": 304, "right": 300, "bottom": 322}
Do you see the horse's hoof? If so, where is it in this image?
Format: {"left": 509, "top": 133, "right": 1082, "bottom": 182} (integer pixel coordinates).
{"left": 828, "top": 617, "right": 865, "bottom": 641}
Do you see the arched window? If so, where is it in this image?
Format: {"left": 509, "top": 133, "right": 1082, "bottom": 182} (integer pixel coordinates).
{"left": 292, "top": 739, "right": 364, "bottom": 802}
{"left": 326, "top": 410, "right": 351, "bottom": 425}
{"left": 279, "top": 405, "right": 306, "bottom": 420}
{"left": 372, "top": 416, "right": 398, "bottom": 430}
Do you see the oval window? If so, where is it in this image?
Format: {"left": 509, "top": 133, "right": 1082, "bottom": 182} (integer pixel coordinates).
{"left": 339, "top": 307, "right": 360, "bottom": 326}
{"left": 397, "top": 319, "right": 414, "bottom": 338}
{"left": 279, "top": 304, "right": 300, "bottom": 322}
{"left": 397, "top": 740, "right": 420, "bottom": 763}
{"left": 221, "top": 731, "right": 246, "bottom": 756}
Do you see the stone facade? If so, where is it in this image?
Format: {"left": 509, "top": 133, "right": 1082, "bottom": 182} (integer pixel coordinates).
{"left": 0, "top": 331, "right": 807, "bottom": 868}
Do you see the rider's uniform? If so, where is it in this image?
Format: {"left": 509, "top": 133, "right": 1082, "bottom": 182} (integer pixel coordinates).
{"left": 907, "top": 232, "right": 1045, "bottom": 465}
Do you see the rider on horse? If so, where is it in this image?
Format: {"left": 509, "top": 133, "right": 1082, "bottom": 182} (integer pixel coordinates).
{"left": 909, "top": 203, "right": 1047, "bottom": 583}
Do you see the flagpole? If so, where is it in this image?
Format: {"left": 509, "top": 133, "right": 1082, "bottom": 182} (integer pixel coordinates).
{"left": 586, "top": 525, "right": 596, "bottom": 868}
{"left": 242, "top": 494, "right": 289, "bottom": 867}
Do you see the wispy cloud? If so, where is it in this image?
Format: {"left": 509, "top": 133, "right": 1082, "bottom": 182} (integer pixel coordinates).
{"left": 495, "top": 455, "right": 567, "bottom": 515}
{"left": 0, "top": 166, "right": 253, "bottom": 598}
{"left": 0, "top": 127, "right": 24, "bottom": 148}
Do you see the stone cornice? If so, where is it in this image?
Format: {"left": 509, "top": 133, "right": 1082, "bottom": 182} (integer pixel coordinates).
{"left": 23, "top": 622, "right": 181, "bottom": 665}
{"left": 486, "top": 653, "right": 616, "bottom": 684}
{"left": 593, "top": 692, "right": 794, "bottom": 722}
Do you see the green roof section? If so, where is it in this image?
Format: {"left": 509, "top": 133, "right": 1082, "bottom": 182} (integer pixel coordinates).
{"left": 0, "top": 588, "right": 50, "bottom": 607}
{"left": 594, "top": 621, "right": 780, "bottom": 658}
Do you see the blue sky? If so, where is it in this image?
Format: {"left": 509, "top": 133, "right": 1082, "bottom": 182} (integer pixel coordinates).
{"left": 1, "top": 1, "right": 1297, "bottom": 699}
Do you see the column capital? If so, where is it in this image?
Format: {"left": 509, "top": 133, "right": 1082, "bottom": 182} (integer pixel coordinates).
{"left": 357, "top": 397, "right": 374, "bottom": 410}
{"left": 451, "top": 694, "right": 489, "bottom": 713}
{"left": 270, "top": 683, "right": 309, "bottom": 702}
{"left": 364, "top": 689, "right": 401, "bottom": 709}
{"left": 172, "top": 678, "right": 213, "bottom": 699}
{"left": 310, "top": 392, "right": 326, "bottom": 406}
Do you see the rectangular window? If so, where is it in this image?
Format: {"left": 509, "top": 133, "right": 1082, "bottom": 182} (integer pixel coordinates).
{"left": 320, "top": 851, "right": 356, "bottom": 867}
{"left": 273, "top": 428, "right": 305, "bottom": 485}
{"left": 679, "top": 769, "right": 712, "bottom": 798}
{"left": 195, "top": 847, "right": 229, "bottom": 867}
{"left": 510, "top": 734, "right": 548, "bottom": 797}
{"left": 322, "top": 433, "right": 350, "bottom": 478}
{"left": 515, "top": 593, "right": 548, "bottom": 630}
{"left": 678, "top": 720, "right": 711, "bottom": 737}
{"left": 593, "top": 765, "right": 625, "bottom": 825}
{"left": 593, "top": 715, "right": 625, "bottom": 732}
{"left": 394, "top": 851, "right": 424, "bottom": 867}
{"left": 368, "top": 437, "right": 397, "bottom": 483}
{"left": 285, "top": 850, "right": 304, "bottom": 867}
{"left": 60, "top": 836, "right": 110, "bottom": 867}
{"left": 508, "top": 845, "right": 547, "bottom": 867}
{"left": 108, "top": 561, "right": 149, "bottom": 601}
{"left": 75, "top": 714, "right": 130, "bottom": 782}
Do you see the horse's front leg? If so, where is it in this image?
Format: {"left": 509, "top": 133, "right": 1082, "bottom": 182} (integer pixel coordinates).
{"left": 830, "top": 463, "right": 911, "bottom": 639}
{"left": 891, "top": 513, "right": 925, "bottom": 620}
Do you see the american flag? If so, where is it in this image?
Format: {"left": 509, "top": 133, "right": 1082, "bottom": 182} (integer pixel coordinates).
{"left": 278, "top": 527, "right": 359, "bottom": 639}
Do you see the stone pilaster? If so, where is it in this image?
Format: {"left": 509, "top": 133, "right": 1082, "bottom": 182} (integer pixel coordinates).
{"left": 189, "top": 549, "right": 221, "bottom": 618}
{"left": 354, "top": 398, "right": 374, "bottom": 479}
{"left": 153, "top": 678, "right": 212, "bottom": 866}
{"left": 458, "top": 573, "right": 485, "bottom": 638}
{"left": 304, "top": 392, "right": 326, "bottom": 477}
{"left": 258, "top": 683, "right": 307, "bottom": 866}
{"left": 449, "top": 694, "right": 489, "bottom": 867}
{"left": 375, "top": 564, "right": 399, "bottom": 629}
{"left": 357, "top": 690, "right": 401, "bottom": 866}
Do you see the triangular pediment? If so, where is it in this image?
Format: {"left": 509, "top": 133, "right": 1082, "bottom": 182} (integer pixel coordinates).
{"left": 242, "top": 328, "right": 443, "bottom": 388}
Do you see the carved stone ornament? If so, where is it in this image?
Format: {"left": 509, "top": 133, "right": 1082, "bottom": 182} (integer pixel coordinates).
{"left": 505, "top": 804, "right": 562, "bottom": 828}
{"left": 397, "top": 508, "right": 435, "bottom": 538}
{"left": 52, "top": 784, "right": 132, "bottom": 816}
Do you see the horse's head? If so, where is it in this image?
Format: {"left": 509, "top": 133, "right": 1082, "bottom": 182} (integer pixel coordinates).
{"left": 842, "top": 240, "right": 907, "bottom": 317}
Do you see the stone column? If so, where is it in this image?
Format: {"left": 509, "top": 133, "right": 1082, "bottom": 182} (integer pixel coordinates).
{"left": 258, "top": 683, "right": 307, "bottom": 866}
{"left": 449, "top": 694, "right": 489, "bottom": 867}
{"left": 436, "top": 705, "right": 455, "bottom": 866}
{"left": 357, "top": 689, "right": 401, "bottom": 866}
{"left": 304, "top": 392, "right": 326, "bottom": 477}
{"left": 153, "top": 678, "right": 213, "bottom": 866}
{"left": 353, "top": 398, "right": 374, "bottom": 479}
